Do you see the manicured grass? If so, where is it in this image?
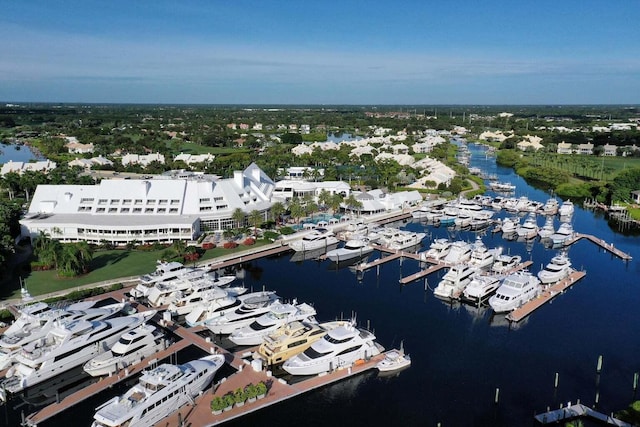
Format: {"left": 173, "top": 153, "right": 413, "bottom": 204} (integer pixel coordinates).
{"left": 15, "top": 239, "right": 271, "bottom": 299}
{"left": 168, "top": 141, "right": 251, "bottom": 156}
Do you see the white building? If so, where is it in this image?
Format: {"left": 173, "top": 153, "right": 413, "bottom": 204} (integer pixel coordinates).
{"left": 272, "top": 180, "right": 350, "bottom": 204}
{"left": 122, "top": 152, "right": 166, "bottom": 167}
{"left": 1, "top": 160, "right": 57, "bottom": 176}
{"left": 20, "top": 163, "right": 275, "bottom": 245}
{"left": 174, "top": 152, "right": 215, "bottom": 165}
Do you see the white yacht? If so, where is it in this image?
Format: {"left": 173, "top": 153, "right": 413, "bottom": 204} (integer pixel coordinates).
{"left": 462, "top": 274, "right": 503, "bottom": 304}
{"left": 92, "top": 354, "right": 225, "bottom": 427}
{"left": 229, "top": 300, "right": 317, "bottom": 346}
{"left": 206, "top": 292, "right": 283, "bottom": 334}
{"left": 442, "top": 240, "right": 472, "bottom": 265}
{"left": 489, "top": 272, "right": 541, "bottom": 313}
{"left": 385, "top": 231, "right": 426, "bottom": 251}
{"left": 538, "top": 216, "right": 555, "bottom": 238}
{"left": 83, "top": 323, "right": 167, "bottom": 377}
{"left": 325, "top": 238, "right": 374, "bottom": 262}
{"left": 491, "top": 254, "right": 522, "bottom": 274}
{"left": 500, "top": 216, "right": 520, "bottom": 235}
{"left": 537, "top": 252, "right": 573, "bottom": 285}
{"left": 289, "top": 228, "right": 339, "bottom": 252}
{"left": 283, "top": 322, "right": 383, "bottom": 376}
{"left": 433, "top": 264, "right": 478, "bottom": 299}
{"left": 550, "top": 223, "right": 574, "bottom": 246}
{"left": 184, "top": 290, "right": 277, "bottom": 327}
{"left": 131, "top": 261, "right": 210, "bottom": 298}
{"left": 256, "top": 319, "right": 348, "bottom": 366}
{"left": 147, "top": 274, "right": 237, "bottom": 308}
{"left": 558, "top": 199, "right": 575, "bottom": 217}
{"left": 468, "top": 238, "right": 502, "bottom": 269}
{"left": 167, "top": 286, "right": 244, "bottom": 317}
{"left": 541, "top": 197, "right": 559, "bottom": 215}
{"left": 376, "top": 346, "right": 411, "bottom": 373}
{"left": 1, "top": 311, "right": 155, "bottom": 399}
{"left": 420, "top": 238, "right": 451, "bottom": 261}
{"left": 516, "top": 214, "right": 538, "bottom": 239}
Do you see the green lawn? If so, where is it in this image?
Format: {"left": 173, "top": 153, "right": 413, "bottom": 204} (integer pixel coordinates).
{"left": 168, "top": 141, "right": 251, "bottom": 156}
{"left": 11, "top": 240, "right": 271, "bottom": 300}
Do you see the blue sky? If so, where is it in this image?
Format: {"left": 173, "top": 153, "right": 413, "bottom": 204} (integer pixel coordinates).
{"left": 1, "top": 0, "right": 638, "bottom": 104}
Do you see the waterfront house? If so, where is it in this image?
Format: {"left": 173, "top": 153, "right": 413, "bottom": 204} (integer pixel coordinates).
{"left": 0, "top": 160, "right": 57, "bottom": 176}
{"left": 631, "top": 190, "right": 640, "bottom": 204}
{"left": 122, "top": 152, "right": 165, "bottom": 167}
{"left": 557, "top": 141, "right": 573, "bottom": 154}
{"left": 602, "top": 144, "right": 617, "bottom": 156}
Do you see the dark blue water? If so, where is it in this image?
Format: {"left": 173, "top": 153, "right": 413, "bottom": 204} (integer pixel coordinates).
{"left": 6, "top": 143, "right": 640, "bottom": 426}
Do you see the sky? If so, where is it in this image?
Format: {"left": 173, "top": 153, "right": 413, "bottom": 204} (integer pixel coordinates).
{"left": 1, "top": 0, "right": 639, "bottom": 105}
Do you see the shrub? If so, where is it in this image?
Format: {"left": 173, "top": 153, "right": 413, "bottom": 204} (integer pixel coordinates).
{"left": 223, "top": 241, "right": 238, "bottom": 249}
{"left": 243, "top": 238, "right": 255, "bottom": 245}
{"left": 256, "top": 381, "right": 268, "bottom": 396}
{"left": 211, "top": 396, "right": 226, "bottom": 412}
{"left": 263, "top": 231, "right": 280, "bottom": 241}
{"left": 202, "top": 242, "right": 215, "bottom": 250}
{"left": 279, "top": 226, "right": 295, "bottom": 235}
{"left": 233, "top": 387, "right": 247, "bottom": 404}
{"left": 245, "top": 384, "right": 258, "bottom": 400}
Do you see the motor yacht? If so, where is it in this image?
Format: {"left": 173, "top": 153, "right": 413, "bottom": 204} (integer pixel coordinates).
{"left": 489, "top": 272, "right": 541, "bottom": 313}
{"left": 283, "top": 322, "right": 383, "bottom": 376}
{"left": 0, "top": 302, "right": 127, "bottom": 370}
{"left": 442, "top": 240, "right": 472, "bottom": 265}
{"left": 558, "top": 199, "right": 575, "bottom": 217}
{"left": 385, "top": 231, "right": 426, "bottom": 251}
{"left": 468, "top": 237, "right": 502, "bottom": 269}
{"left": 1, "top": 311, "right": 155, "bottom": 399}
{"left": 537, "top": 252, "right": 573, "bottom": 285}
{"left": 500, "top": 216, "right": 520, "bottom": 235}
{"left": 83, "top": 323, "right": 168, "bottom": 377}
{"left": 433, "top": 264, "right": 478, "bottom": 299}
{"left": 550, "top": 223, "right": 574, "bottom": 246}
{"left": 541, "top": 197, "right": 559, "bottom": 215}
{"left": 167, "top": 286, "right": 240, "bottom": 317}
{"left": 461, "top": 274, "right": 503, "bottom": 304}
{"left": 256, "top": 319, "right": 348, "bottom": 366}
{"left": 537, "top": 216, "right": 555, "bottom": 238}
{"left": 491, "top": 254, "right": 522, "bottom": 274}
{"left": 184, "top": 290, "right": 277, "bottom": 327}
{"left": 206, "top": 291, "right": 283, "bottom": 334}
{"left": 516, "top": 214, "right": 538, "bottom": 239}
{"left": 289, "top": 228, "right": 339, "bottom": 252}
{"left": 147, "top": 274, "right": 236, "bottom": 308}
{"left": 489, "top": 182, "right": 516, "bottom": 192}
{"left": 131, "top": 261, "right": 211, "bottom": 298}
{"left": 325, "top": 238, "right": 374, "bottom": 262}
{"left": 420, "top": 238, "right": 451, "bottom": 261}
{"left": 91, "top": 354, "right": 225, "bottom": 427}
{"left": 229, "top": 300, "right": 317, "bottom": 346}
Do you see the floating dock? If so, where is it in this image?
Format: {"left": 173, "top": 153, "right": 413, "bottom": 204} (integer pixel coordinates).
{"left": 506, "top": 270, "right": 587, "bottom": 323}
{"left": 565, "top": 233, "right": 632, "bottom": 260}
{"left": 534, "top": 403, "right": 632, "bottom": 426}
{"left": 399, "top": 261, "right": 447, "bottom": 284}
{"left": 202, "top": 244, "right": 292, "bottom": 271}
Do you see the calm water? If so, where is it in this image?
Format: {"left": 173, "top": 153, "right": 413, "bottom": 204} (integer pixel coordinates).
{"left": 0, "top": 143, "right": 42, "bottom": 164}
{"left": 6, "top": 143, "right": 640, "bottom": 426}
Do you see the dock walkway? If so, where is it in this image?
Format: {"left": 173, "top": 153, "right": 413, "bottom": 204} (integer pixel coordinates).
{"left": 507, "top": 270, "right": 587, "bottom": 322}
{"left": 534, "top": 403, "right": 632, "bottom": 426}
{"left": 566, "top": 233, "right": 632, "bottom": 260}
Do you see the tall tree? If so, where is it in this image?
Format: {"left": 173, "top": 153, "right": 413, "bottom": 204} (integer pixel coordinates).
{"left": 232, "top": 208, "right": 246, "bottom": 229}
{"left": 248, "top": 209, "right": 263, "bottom": 236}
{"left": 270, "top": 201, "right": 285, "bottom": 225}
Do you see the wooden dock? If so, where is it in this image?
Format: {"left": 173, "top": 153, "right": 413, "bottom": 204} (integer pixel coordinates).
{"left": 534, "top": 403, "right": 632, "bottom": 426}
{"left": 202, "top": 244, "right": 292, "bottom": 271}
{"left": 399, "top": 261, "right": 447, "bottom": 285}
{"left": 355, "top": 251, "right": 403, "bottom": 271}
{"left": 565, "top": 233, "right": 632, "bottom": 260}
{"left": 507, "top": 270, "right": 587, "bottom": 323}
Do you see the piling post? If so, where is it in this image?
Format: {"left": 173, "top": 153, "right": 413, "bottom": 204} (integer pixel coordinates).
{"left": 494, "top": 387, "right": 500, "bottom": 404}
{"left": 596, "top": 355, "right": 603, "bottom": 374}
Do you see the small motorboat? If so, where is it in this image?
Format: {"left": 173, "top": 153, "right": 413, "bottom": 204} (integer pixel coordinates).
{"left": 376, "top": 346, "right": 411, "bottom": 373}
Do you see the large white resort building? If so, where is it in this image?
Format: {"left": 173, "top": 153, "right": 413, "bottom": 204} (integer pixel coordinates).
{"left": 19, "top": 163, "right": 275, "bottom": 245}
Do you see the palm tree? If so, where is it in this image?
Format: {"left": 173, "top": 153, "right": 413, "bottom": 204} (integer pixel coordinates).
{"left": 58, "top": 244, "right": 83, "bottom": 275}
{"left": 172, "top": 239, "right": 186, "bottom": 258}
{"left": 232, "top": 208, "right": 246, "bottom": 229}
{"left": 288, "top": 198, "right": 305, "bottom": 224}
{"left": 74, "top": 241, "right": 94, "bottom": 273}
{"left": 344, "top": 194, "right": 363, "bottom": 216}
{"left": 318, "top": 189, "right": 331, "bottom": 211}
{"left": 270, "top": 201, "right": 285, "bottom": 225}
{"left": 248, "top": 209, "right": 263, "bottom": 237}
{"left": 328, "top": 193, "right": 343, "bottom": 215}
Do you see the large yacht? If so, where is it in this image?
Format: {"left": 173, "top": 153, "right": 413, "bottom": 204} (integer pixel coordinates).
{"left": 461, "top": 274, "right": 503, "bottom": 304}
{"left": 83, "top": 323, "right": 168, "bottom": 377}
{"left": 325, "top": 238, "right": 374, "bottom": 262}
{"left": 468, "top": 237, "right": 502, "bottom": 269}
{"left": 289, "top": 228, "right": 339, "bottom": 252}
{"left": 385, "top": 231, "right": 426, "bottom": 251}
{"left": 229, "top": 300, "right": 317, "bottom": 346}
{"left": 1, "top": 311, "right": 155, "bottom": 399}
{"left": 489, "top": 272, "right": 541, "bottom": 313}
{"left": 147, "top": 274, "right": 237, "bottom": 308}
{"left": 433, "top": 264, "right": 478, "bottom": 299}
{"left": 283, "top": 322, "right": 383, "bottom": 376}
{"left": 92, "top": 354, "right": 225, "bottom": 427}
{"left": 184, "top": 290, "right": 277, "bottom": 327}
{"left": 516, "top": 214, "right": 538, "bottom": 239}
{"left": 168, "top": 286, "right": 240, "bottom": 317}
{"left": 206, "top": 292, "right": 283, "bottom": 334}
{"left": 256, "top": 319, "right": 348, "bottom": 366}
{"left": 0, "top": 302, "right": 126, "bottom": 370}
{"left": 537, "top": 216, "right": 555, "bottom": 238}
{"left": 442, "top": 240, "right": 472, "bottom": 265}
{"left": 131, "top": 261, "right": 211, "bottom": 298}
{"left": 558, "top": 199, "right": 575, "bottom": 217}
{"left": 550, "top": 223, "right": 574, "bottom": 246}
{"left": 537, "top": 252, "right": 573, "bottom": 285}
{"left": 420, "top": 238, "right": 451, "bottom": 261}
{"left": 541, "top": 197, "right": 559, "bottom": 215}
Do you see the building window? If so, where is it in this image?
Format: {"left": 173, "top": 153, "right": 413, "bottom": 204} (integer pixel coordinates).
{"left": 159, "top": 199, "right": 168, "bottom": 205}
{"left": 96, "top": 207, "right": 105, "bottom": 213}
{"left": 157, "top": 208, "right": 166, "bottom": 213}
{"left": 110, "top": 199, "right": 120, "bottom": 205}
{"left": 145, "top": 208, "right": 154, "bottom": 213}
{"left": 216, "top": 205, "right": 228, "bottom": 210}
{"left": 147, "top": 200, "right": 156, "bottom": 205}
{"left": 98, "top": 199, "right": 107, "bottom": 205}
{"left": 171, "top": 199, "right": 180, "bottom": 205}
{"left": 135, "top": 199, "right": 143, "bottom": 205}
{"left": 133, "top": 208, "right": 142, "bottom": 213}
{"left": 200, "top": 206, "right": 212, "bottom": 212}
{"left": 120, "top": 208, "right": 130, "bottom": 213}
{"left": 80, "top": 198, "right": 94, "bottom": 204}
{"left": 169, "top": 208, "right": 178, "bottom": 213}
{"left": 213, "top": 197, "right": 223, "bottom": 202}
{"left": 123, "top": 199, "right": 132, "bottom": 205}
{"left": 108, "top": 208, "right": 117, "bottom": 213}
{"left": 199, "top": 198, "right": 210, "bottom": 203}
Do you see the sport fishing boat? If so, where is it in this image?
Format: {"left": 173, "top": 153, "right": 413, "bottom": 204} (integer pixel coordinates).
{"left": 1, "top": 311, "right": 155, "bottom": 400}
{"left": 537, "top": 252, "right": 573, "bottom": 285}
{"left": 376, "top": 344, "right": 411, "bottom": 373}
{"left": 461, "top": 274, "right": 503, "bottom": 304}
{"left": 91, "top": 354, "right": 225, "bottom": 427}
{"left": 419, "top": 238, "right": 451, "bottom": 261}
{"left": 433, "top": 264, "right": 478, "bottom": 300}
{"left": 325, "top": 238, "right": 374, "bottom": 262}
{"left": 83, "top": 323, "right": 168, "bottom": 377}
{"left": 491, "top": 254, "right": 522, "bottom": 274}
{"left": 206, "top": 292, "right": 283, "bottom": 335}
{"left": 283, "top": 321, "right": 383, "bottom": 376}
{"left": 442, "top": 240, "right": 472, "bottom": 265}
